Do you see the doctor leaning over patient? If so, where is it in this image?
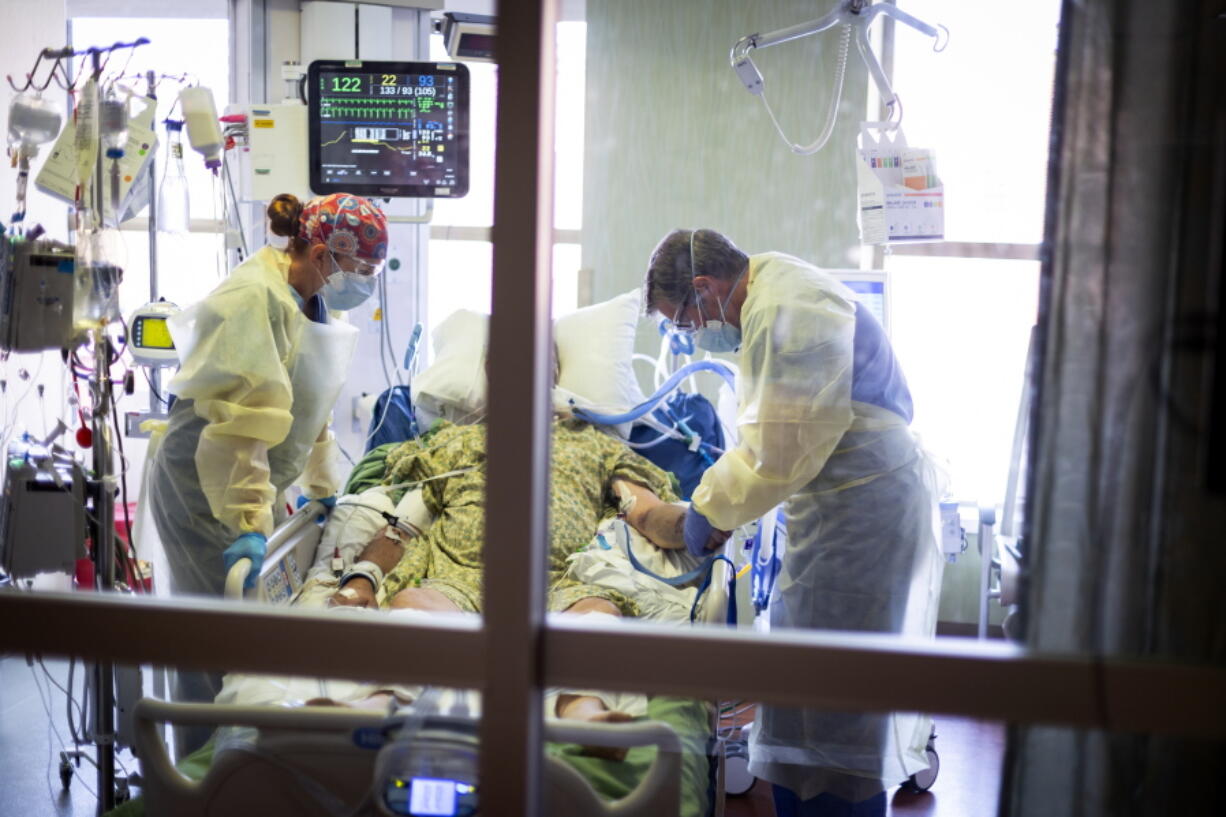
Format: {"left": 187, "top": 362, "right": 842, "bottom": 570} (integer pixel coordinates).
{"left": 142, "top": 193, "right": 388, "bottom": 749}
{"left": 642, "top": 228, "right": 945, "bottom": 817}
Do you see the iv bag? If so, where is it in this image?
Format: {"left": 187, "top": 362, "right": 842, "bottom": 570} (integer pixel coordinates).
{"left": 179, "top": 86, "right": 223, "bottom": 172}
{"left": 73, "top": 220, "right": 125, "bottom": 333}
{"left": 6, "top": 92, "right": 62, "bottom": 156}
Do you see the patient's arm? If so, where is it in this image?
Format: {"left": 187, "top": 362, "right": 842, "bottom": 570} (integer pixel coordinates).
{"left": 329, "top": 526, "right": 408, "bottom": 608}
{"left": 610, "top": 479, "right": 687, "bottom": 549}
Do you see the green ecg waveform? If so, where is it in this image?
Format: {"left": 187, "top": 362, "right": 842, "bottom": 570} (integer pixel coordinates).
{"left": 320, "top": 96, "right": 443, "bottom": 119}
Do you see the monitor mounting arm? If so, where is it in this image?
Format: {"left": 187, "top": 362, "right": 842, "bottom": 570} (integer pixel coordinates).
{"left": 731, "top": 0, "right": 945, "bottom": 114}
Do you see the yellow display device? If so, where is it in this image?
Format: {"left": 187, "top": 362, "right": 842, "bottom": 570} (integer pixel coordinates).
{"left": 135, "top": 316, "right": 173, "bottom": 349}
{"left": 128, "top": 301, "right": 182, "bottom": 366}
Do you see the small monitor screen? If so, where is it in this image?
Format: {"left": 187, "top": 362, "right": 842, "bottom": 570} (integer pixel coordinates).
{"left": 309, "top": 60, "right": 470, "bottom": 199}
{"left": 408, "top": 778, "right": 458, "bottom": 816}
{"left": 133, "top": 316, "right": 174, "bottom": 350}
{"left": 842, "top": 279, "right": 887, "bottom": 331}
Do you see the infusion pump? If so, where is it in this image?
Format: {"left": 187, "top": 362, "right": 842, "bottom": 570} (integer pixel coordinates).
{"left": 127, "top": 301, "right": 180, "bottom": 366}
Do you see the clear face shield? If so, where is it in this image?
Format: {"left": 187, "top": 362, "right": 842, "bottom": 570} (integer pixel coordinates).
{"left": 320, "top": 249, "right": 385, "bottom": 311}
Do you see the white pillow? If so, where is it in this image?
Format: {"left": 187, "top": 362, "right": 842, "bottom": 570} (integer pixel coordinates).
{"left": 411, "top": 290, "right": 646, "bottom": 433}
{"left": 555, "top": 288, "right": 646, "bottom": 419}
{"left": 411, "top": 309, "right": 489, "bottom": 425}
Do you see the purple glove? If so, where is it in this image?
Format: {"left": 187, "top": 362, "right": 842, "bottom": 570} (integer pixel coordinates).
{"left": 683, "top": 506, "right": 717, "bottom": 558}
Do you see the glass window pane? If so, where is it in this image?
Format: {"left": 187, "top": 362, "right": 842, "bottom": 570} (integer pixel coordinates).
{"left": 425, "top": 239, "right": 491, "bottom": 338}
{"left": 887, "top": 255, "right": 1039, "bottom": 502}
{"left": 552, "top": 242, "right": 580, "bottom": 316}
{"left": 553, "top": 22, "right": 586, "bottom": 231}
{"left": 888, "top": 0, "right": 1061, "bottom": 244}
{"left": 71, "top": 17, "right": 232, "bottom": 222}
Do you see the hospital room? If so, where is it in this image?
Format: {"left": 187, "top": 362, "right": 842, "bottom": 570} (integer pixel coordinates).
{"left": 0, "top": 0, "right": 1222, "bottom": 815}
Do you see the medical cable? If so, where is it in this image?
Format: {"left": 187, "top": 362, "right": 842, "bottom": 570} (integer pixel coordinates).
{"left": 0, "top": 352, "right": 47, "bottom": 462}
{"left": 605, "top": 518, "right": 737, "bottom": 624}
{"left": 220, "top": 151, "right": 248, "bottom": 258}
{"left": 757, "top": 22, "right": 853, "bottom": 156}
{"left": 140, "top": 366, "right": 170, "bottom": 406}
{"left": 378, "top": 269, "right": 404, "bottom": 387}
{"left": 688, "top": 554, "right": 738, "bottom": 625}
{"left": 332, "top": 497, "right": 425, "bottom": 539}
{"left": 715, "top": 696, "right": 745, "bottom": 716}
{"left": 40, "top": 656, "right": 87, "bottom": 746}
{"left": 66, "top": 657, "right": 83, "bottom": 744}
{"left": 110, "top": 398, "right": 144, "bottom": 590}
{"left": 29, "top": 662, "right": 98, "bottom": 799}
{"left": 33, "top": 669, "right": 66, "bottom": 805}
{"left": 358, "top": 275, "right": 402, "bottom": 449}
{"left": 571, "top": 359, "right": 737, "bottom": 426}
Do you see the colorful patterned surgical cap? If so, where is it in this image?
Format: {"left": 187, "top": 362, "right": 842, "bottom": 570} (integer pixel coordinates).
{"left": 298, "top": 193, "right": 389, "bottom": 261}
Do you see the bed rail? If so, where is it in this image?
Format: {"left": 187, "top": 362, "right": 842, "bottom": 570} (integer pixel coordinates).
{"left": 223, "top": 499, "right": 327, "bottom": 602}
{"left": 133, "top": 698, "right": 685, "bottom": 817}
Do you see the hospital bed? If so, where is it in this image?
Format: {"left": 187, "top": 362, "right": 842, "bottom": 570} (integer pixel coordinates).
{"left": 132, "top": 699, "right": 692, "bottom": 817}
{"left": 127, "top": 287, "right": 751, "bottom": 815}
{"left": 130, "top": 496, "right": 733, "bottom": 817}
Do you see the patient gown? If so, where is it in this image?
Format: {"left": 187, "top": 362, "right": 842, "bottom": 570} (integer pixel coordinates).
{"left": 353, "top": 419, "right": 678, "bottom": 614}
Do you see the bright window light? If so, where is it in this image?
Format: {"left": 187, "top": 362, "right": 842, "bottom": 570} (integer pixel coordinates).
{"left": 70, "top": 16, "right": 231, "bottom": 315}
{"left": 425, "top": 23, "right": 586, "bottom": 330}
{"left": 884, "top": 0, "right": 1060, "bottom": 504}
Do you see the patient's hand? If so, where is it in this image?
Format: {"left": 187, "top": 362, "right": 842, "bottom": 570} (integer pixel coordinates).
{"left": 329, "top": 577, "right": 377, "bottom": 609}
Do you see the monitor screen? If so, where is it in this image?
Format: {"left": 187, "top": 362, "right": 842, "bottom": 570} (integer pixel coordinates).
{"left": 309, "top": 60, "right": 470, "bottom": 199}
{"left": 132, "top": 315, "right": 174, "bottom": 350}
{"left": 838, "top": 274, "right": 889, "bottom": 333}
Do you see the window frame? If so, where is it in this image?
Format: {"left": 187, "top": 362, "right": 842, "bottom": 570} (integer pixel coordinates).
{"left": 3, "top": 4, "right": 1226, "bottom": 817}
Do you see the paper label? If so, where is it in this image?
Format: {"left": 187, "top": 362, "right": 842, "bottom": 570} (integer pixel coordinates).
{"left": 856, "top": 125, "right": 944, "bottom": 244}
{"left": 36, "top": 92, "right": 159, "bottom": 225}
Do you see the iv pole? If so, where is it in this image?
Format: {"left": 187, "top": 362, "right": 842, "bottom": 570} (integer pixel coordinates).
{"left": 87, "top": 45, "right": 118, "bottom": 815}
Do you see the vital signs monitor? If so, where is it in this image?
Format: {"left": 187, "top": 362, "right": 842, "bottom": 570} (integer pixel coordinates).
{"left": 308, "top": 60, "right": 470, "bottom": 199}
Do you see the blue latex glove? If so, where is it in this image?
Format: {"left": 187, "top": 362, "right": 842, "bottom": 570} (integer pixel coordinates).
{"left": 296, "top": 495, "right": 336, "bottom": 522}
{"left": 222, "top": 532, "right": 267, "bottom": 590}
{"left": 682, "top": 506, "right": 718, "bottom": 558}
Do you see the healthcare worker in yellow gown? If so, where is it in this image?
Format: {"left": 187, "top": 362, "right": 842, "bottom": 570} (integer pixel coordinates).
{"left": 643, "top": 228, "right": 944, "bottom": 817}
{"left": 145, "top": 192, "right": 388, "bottom": 750}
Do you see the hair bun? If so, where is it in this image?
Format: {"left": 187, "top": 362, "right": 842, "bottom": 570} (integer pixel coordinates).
{"left": 266, "top": 193, "right": 304, "bottom": 238}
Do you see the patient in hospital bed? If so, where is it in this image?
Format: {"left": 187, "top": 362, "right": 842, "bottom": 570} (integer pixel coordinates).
{"left": 332, "top": 418, "right": 688, "bottom": 612}
{"left": 321, "top": 415, "right": 696, "bottom": 733}
{"left": 175, "top": 302, "right": 715, "bottom": 816}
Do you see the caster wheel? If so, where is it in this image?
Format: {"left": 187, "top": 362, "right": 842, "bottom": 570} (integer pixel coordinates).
{"left": 58, "top": 757, "right": 74, "bottom": 790}
{"left": 724, "top": 739, "right": 757, "bottom": 797}
{"left": 901, "top": 746, "right": 939, "bottom": 793}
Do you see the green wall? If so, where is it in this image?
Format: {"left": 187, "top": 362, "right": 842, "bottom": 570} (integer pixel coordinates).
{"left": 580, "top": 2, "right": 1000, "bottom": 632}
{"left": 582, "top": 0, "right": 867, "bottom": 313}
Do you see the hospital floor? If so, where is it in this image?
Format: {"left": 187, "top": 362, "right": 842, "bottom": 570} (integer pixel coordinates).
{"left": 724, "top": 716, "right": 1007, "bottom": 817}
{"left": 0, "top": 654, "right": 140, "bottom": 817}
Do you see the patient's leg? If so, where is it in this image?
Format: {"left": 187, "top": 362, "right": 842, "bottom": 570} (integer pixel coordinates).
{"left": 388, "top": 586, "right": 464, "bottom": 612}
{"left": 554, "top": 597, "right": 635, "bottom": 760}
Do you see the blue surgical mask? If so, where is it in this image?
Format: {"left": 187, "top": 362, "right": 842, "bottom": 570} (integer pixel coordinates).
{"left": 693, "top": 317, "right": 741, "bottom": 353}
{"left": 689, "top": 230, "right": 744, "bottom": 353}
{"left": 320, "top": 252, "right": 377, "bottom": 311}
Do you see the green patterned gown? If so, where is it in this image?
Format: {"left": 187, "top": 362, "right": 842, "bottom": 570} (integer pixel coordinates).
{"left": 345, "top": 419, "right": 678, "bottom": 615}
